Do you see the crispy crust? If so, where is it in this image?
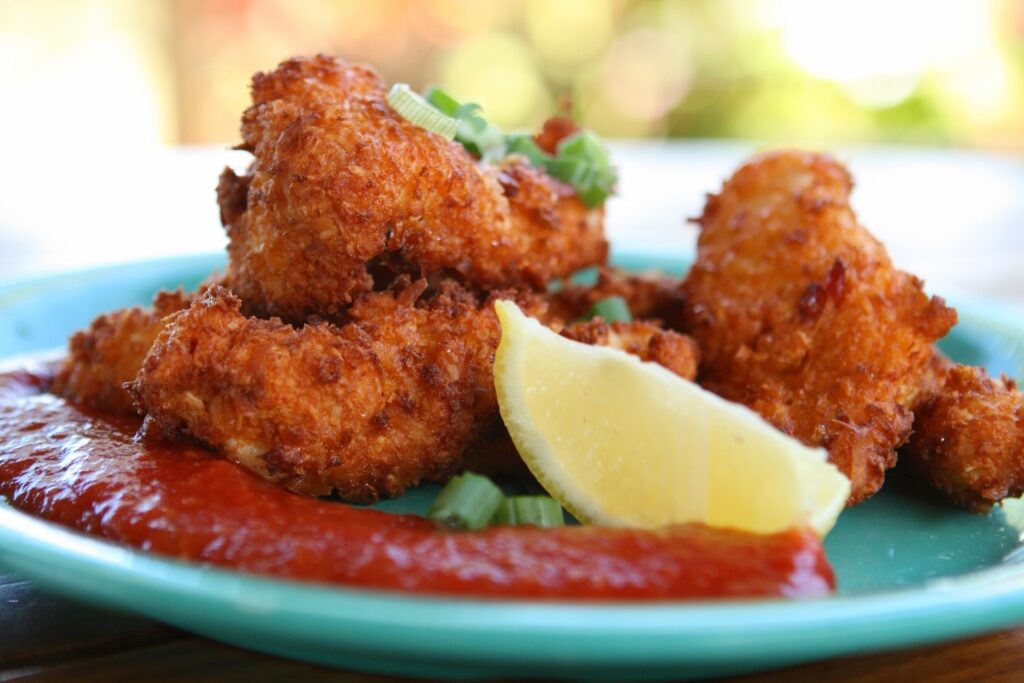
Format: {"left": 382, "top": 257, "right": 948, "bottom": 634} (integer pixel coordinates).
{"left": 132, "top": 283, "right": 513, "bottom": 502}
{"left": 52, "top": 290, "right": 191, "bottom": 414}
{"left": 681, "top": 150, "right": 956, "bottom": 505}
{"left": 905, "top": 365, "right": 1024, "bottom": 512}
{"left": 222, "top": 55, "right": 607, "bottom": 321}
{"left": 561, "top": 319, "right": 699, "bottom": 380}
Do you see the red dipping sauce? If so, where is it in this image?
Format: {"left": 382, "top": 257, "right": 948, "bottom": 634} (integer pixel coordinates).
{"left": 0, "top": 368, "right": 834, "bottom": 600}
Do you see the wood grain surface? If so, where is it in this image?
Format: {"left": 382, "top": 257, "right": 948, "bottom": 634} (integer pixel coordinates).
{"left": 2, "top": 571, "right": 1023, "bottom": 683}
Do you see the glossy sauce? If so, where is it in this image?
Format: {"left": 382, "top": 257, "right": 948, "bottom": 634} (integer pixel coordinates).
{"left": 0, "top": 368, "right": 834, "bottom": 600}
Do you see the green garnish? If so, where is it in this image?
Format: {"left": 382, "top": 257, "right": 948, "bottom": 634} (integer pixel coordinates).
{"left": 427, "top": 472, "right": 504, "bottom": 530}
{"left": 387, "top": 83, "right": 460, "bottom": 140}
{"left": 545, "top": 131, "right": 618, "bottom": 209}
{"left": 504, "top": 133, "right": 551, "bottom": 166}
{"left": 427, "top": 473, "right": 566, "bottom": 530}
{"left": 417, "top": 87, "right": 617, "bottom": 208}
{"left": 424, "top": 87, "right": 506, "bottom": 162}
{"left": 422, "top": 86, "right": 461, "bottom": 116}
{"left": 491, "top": 496, "right": 565, "bottom": 528}
{"left": 583, "top": 296, "right": 632, "bottom": 323}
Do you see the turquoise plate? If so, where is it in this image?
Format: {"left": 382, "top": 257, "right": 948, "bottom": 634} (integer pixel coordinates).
{"left": 2, "top": 251, "right": 1024, "bottom": 682}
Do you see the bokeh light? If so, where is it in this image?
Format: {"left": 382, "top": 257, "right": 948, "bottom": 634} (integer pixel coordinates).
{"left": 441, "top": 33, "right": 551, "bottom": 128}
{"left": 0, "top": 0, "right": 1020, "bottom": 151}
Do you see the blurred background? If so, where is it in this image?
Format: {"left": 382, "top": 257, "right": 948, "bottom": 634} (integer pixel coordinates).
{"left": 0, "top": 0, "right": 1022, "bottom": 308}
{"left": 4, "top": 0, "right": 1022, "bottom": 148}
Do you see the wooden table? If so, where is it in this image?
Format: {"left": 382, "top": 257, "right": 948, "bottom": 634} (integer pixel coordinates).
{"left": 2, "top": 570, "right": 1022, "bottom": 683}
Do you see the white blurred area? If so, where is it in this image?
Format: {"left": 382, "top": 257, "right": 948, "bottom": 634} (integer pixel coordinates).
{"left": 0, "top": 0, "right": 1021, "bottom": 314}
{"left": 0, "top": 1, "right": 188, "bottom": 277}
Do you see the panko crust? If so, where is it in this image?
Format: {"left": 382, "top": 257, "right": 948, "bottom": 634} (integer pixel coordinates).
{"left": 223, "top": 54, "right": 606, "bottom": 321}
{"left": 681, "top": 150, "right": 956, "bottom": 505}
{"left": 52, "top": 290, "right": 191, "bottom": 415}
{"left": 132, "top": 282, "right": 513, "bottom": 502}
{"left": 561, "top": 320, "right": 699, "bottom": 380}
{"left": 905, "top": 365, "right": 1024, "bottom": 512}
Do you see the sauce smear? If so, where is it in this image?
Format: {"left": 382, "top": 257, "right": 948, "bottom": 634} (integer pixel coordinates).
{"left": 0, "top": 368, "right": 834, "bottom": 600}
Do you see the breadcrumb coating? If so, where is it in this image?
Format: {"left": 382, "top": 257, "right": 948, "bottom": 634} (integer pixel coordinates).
{"left": 561, "top": 319, "right": 699, "bottom": 380}
{"left": 221, "top": 55, "right": 607, "bottom": 321}
{"left": 52, "top": 290, "right": 190, "bottom": 415}
{"left": 905, "top": 365, "right": 1024, "bottom": 512}
{"left": 132, "top": 283, "right": 510, "bottom": 502}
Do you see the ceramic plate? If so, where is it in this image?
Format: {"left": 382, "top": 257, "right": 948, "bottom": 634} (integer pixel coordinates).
{"left": 1, "top": 252, "right": 1024, "bottom": 682}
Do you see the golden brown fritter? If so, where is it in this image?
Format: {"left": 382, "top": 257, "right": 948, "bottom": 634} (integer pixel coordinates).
{"left": 905, "top": 365, "right": 1024, "bottom": 512}
{"left": 222, "top": 55, "right": 607, "bottom": 321}
{"left": 132, "top": 282, "right": 513, "bottom": 502}
{"left": 52, "top": 290, "right": 190, "bottom": 414}
{"left": 547, "top": 267, "right": 686, "bottom": 324}
{"left": 561, "top": 319, "right": 699, "bottom": 380}
{"left": 681, "top": 150, "right": 956, "bottom": 506}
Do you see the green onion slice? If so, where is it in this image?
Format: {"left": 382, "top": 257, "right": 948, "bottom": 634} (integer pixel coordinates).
{"left": 492, "top": 496, "right": 565, "bottom": 528}
{"left": 583, "top": 296, "right": 632, "bottom": 323}
{"left": 547, "top": 131, "right": 618, "bottom": 208}
{"left": 418, "top": 87, "right": 617, "bottom": 206}
{"left": 504, "top": 133, "right": 552, "bottom": 167}
{"left": 423, "top": 86, "right": 461, "bottom": 117}
{"left": 427, "top": 473, "right": 504, "bottom": 530}
{"left": 425, "top": 87, "right": 507, "bottom": 161}
{"left": 387, "top": 83, "right": 459, "bottom": 140}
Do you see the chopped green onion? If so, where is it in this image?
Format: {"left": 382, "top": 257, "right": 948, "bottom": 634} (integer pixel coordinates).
{"left": 422, "top": 86, "right": 461, "bottom": 117}
{"left": 504, "top": 133, "right": 552, "bottom": 167}
{"left": 491, "top": 496, "right": 565, "bottom": 528}
{"left": 387, "top": 83, "right": 459, "bottom": 140}
{"left": 546, "top": 131, "right": 618, "bottom": 208}
{"left": 419, "top": 87, "right": 617, "bottom": 206}
{"left": 427, "top": 473, "right": 504, "bottom": 530}
{"left": 583, "top": 296, "right": 632, "bottom": 323}
{"left": 425, "top": 87, "right": 506, "bottom": 161}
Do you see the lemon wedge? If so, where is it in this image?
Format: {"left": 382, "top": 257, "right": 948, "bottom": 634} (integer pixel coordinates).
{"left": 493, "top": 301, "right": 850, "bottom": 537}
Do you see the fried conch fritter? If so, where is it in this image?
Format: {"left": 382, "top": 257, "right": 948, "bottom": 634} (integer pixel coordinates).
{"left": 131, "top": 282, "right": 699, "bottom": 503}
{"left": 221, "top": 55, "right": 607, "bottom": 321}
{"left": 905, "top": 364, "right": 1024, "bottom": 512}
{"left": 133, "top": 282, "right": 505, "bottom": 502}
{"left": 52, "top": 290, "right": 191, "bottom": 414}
{"left": 681, "top": 150, "right": 956, "bottom": 506}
